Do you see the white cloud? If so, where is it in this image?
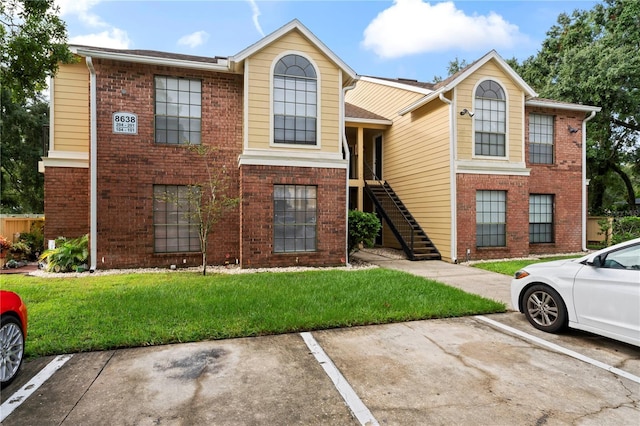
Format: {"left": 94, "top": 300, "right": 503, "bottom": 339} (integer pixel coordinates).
{"left": 247, "top": 0, "right": 265, "bottom": 37}
{"left": 362, "top": 0, "right": 527, "bottom": 59}
{"left": 58, "top": 0, "right": 131, "bottom": 49}
{"left": 57, "top": 0, "right": 107, "bottom": 28}
{"left": 69, "top": 28, "right": 131, "bottom": 49}
{"left": 177, "top": 31, "right": 210, "bottom": 49}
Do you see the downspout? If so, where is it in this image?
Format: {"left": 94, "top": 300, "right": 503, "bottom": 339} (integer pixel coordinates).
{"left": 86, "top": 57, "right": 98, "bottom": 271}
{"left": 342, "top": 83, "right": 357, "bottom": 265}
{"left": 439, "top": 92, "right": 457, "bottom": 263}
{"left": 581, "top": 110, "right": 597, "bottom": 251}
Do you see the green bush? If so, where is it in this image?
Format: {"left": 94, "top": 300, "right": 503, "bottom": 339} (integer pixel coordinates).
{"left": 611, "top": 216, "right": 640, "bottom": 245}
{"left": 39, "top": 234, "right": 89, "bottom": 272}
{"left": 8, "top": 241, "right": 31, "bottom": 261}
{"left": 348, "top": 210, "right": 381, "bottom": 253}
{"left": 16, "top": 221, "right": 45, "bottom": 260}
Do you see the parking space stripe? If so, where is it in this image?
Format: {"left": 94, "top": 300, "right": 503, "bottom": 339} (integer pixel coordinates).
{"left": 0, "top": 354, "right": 73, "bottom": 422}
{"left": 476, "top": 316, "right": 640, "bottom": 384}
{"left": 300, "top": 332, "right": 379, "bottom": 426}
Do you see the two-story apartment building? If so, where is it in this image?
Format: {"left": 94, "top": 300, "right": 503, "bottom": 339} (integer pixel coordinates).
{"left": 42, "top": 21, "right": 599, "bottom": 269}
{"left": 345, "top": 51, "right": 600, "bottom": 263}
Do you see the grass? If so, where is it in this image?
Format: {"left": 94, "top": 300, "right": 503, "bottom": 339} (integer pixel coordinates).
{"left": 472, "top": 255, "right": 582, "bottom": 276}
{"left": 1, "top": 268, "right": 505, "bottom": 358}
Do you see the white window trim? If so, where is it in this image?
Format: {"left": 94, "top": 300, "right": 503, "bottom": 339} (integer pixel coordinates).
{"left": 529, "top": 113, "right": 555, "bottom": 164}
{"left": 269, "top": 50, "right": 322, "bottom": 150}
{"left": 472, "top": 77, "right": 509, "bottom": 161}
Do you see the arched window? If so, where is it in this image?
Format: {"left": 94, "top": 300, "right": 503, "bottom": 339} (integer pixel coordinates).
{"left": 273, "top": 54, "right": 317, "bottom": 145}
{"left": 474, "top": 80, "right": 506, "bottom": 157}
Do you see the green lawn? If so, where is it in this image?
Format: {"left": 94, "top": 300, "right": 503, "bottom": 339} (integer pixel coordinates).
{"left": 472, "top": 255, "right": 582, "bottom": 276}
{"left": 1, "top": 268, "right": 505, "bottom": 358}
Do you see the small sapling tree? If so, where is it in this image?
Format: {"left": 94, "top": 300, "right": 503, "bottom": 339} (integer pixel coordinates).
{"left": 160, "top": 144, "right": 239, "bottom": 275}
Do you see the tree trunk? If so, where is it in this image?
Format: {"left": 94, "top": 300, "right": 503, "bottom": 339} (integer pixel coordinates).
{"left": 610, "top": 162, "right": 637, "bottom": 209}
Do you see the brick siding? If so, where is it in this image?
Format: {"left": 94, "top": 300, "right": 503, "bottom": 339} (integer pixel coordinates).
{"left": 240, "top": 165, "right": 347, "bottom": 268}
{"left": 44, "top": 167, "right": 90, "bottom": 241}
{"left": 456, "top": 107, "right": 585, "bottom": 261}
{"left": 92, "top": 59, "right": 243, "bottom": 269}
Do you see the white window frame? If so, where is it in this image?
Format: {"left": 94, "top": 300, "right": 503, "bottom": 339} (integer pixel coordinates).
{"left": 270, "top": 51, "right": 321, "bottom": 149}
{"left": 473, "top": 79, "right": 508, "bottom": 159}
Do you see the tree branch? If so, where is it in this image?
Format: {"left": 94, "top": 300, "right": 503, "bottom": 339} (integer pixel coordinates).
{"left": 612, "top": 118, "right": 640, "bottom": 133}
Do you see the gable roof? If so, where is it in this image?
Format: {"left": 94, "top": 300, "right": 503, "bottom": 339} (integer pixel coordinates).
{"left": 398, "top": 50, "right": 538, "bottom": 116}
{"left": 231, "top": 19, "right": 357, "bottom": 82}
{"left": 359, "top": 76, "right": 435, "bottom": 95}
{"left": 70, "top": 45, "right": 230, "bottom": 71}
{"left": 345, "top": 103, "right": 392, "bottom": 125}
{"left": 526, "top": 97, "right": 601, "bottom": 112}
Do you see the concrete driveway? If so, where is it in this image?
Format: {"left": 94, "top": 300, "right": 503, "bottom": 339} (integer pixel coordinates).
{"left": 2, "top": 255, "right": 639, "bottom": 425}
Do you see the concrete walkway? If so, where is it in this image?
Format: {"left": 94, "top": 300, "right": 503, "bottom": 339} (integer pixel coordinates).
{"left": 351, "top": 250, "right": 515, "bottom": 309}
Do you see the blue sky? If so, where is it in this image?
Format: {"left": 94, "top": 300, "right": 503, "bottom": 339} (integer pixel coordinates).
{"left": 57, "top": 0, "right": 598, "bottom": 83}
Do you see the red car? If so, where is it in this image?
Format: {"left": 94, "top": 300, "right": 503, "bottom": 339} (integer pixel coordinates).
{"left": 1, "top": 290, "right": 27, "bottom": 387}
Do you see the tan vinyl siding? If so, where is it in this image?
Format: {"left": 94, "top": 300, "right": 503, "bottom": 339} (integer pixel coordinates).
{"left": 53, "top": 63, "right": 89, "bottom": 153}
{"left": 385, "top": 99, "right": 452, "bottom": 260}
{"left": 246, "top": 30, "right": 341, "bottom": 153}
{"left": 345, "top": 80, "right": 424, "bottom": 120}
{"left": 455, "top": 60, "right": 523, "bottom": 162}
{"left": 347, "top": 81, "right": 453, "bottom": 260}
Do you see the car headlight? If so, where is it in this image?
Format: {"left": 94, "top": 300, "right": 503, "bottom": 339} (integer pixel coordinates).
{"left": 514, "top": 270, "right": 530, "bottom": 279}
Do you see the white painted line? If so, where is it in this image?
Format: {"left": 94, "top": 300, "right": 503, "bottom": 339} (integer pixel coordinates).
{"left": 0, "top": 354, "right": 73, "bottom": 422}
{"left": 476, "top": 316, "right": 640, "bottom": 385}
{"left": 300, "top": 332, "right": 379, "bottom": 426}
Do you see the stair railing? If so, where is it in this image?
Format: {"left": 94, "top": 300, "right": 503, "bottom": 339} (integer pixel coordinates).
{"left": 364, "top": 162, "right": 417, "bottom": 257}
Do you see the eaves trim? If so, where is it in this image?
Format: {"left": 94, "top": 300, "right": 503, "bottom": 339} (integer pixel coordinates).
{"left": 71, "top": 47, "right": 231, "bottom": 72}
{"left": 525, "top": 99, "right": 601, "bottom": 113}
{"left": 231, "top": 19, "right": 357, "bottom": 80}
{"left": 359, "top": 76, "right": 434, "bottom": 95}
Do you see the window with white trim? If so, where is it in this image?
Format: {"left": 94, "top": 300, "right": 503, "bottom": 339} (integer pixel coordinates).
{"left": 153, "top": 185, "right": 201, "bottom": 253}
{"left": 273, "top": 185, "right": 317, "bottom": 252}
{"left": 155, "top": 76, "right": 201, "bottom": 145}
{"left": 529, "top": 113, "right": 554, "bottom": 164}
{"left": 476, "top": 190, "right": 506, "bottom": 247}
{"left": 529, "top": 194, "right": 554, "bottom": 243}
{"left": 273, "top": 54, "right": 317, "bottom": 145}
{"left": 475, "top": 80, "right": 506, "bottom": 157}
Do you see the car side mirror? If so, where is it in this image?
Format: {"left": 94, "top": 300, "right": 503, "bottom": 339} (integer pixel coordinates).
{"left": 589, "top": 255, "right": 604, "bottom": 267}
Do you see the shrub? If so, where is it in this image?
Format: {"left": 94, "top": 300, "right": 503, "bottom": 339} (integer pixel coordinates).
{"left": 611, "top": 216, "right": 640, "bottom": 245}
{"left": 9, "top": 241, "right": 31, "bottom": 261}
{"left": 0, "top": 235, "right": 11, "bottom": 252}
{"left": 39, "top": 234, "right": 89, "bottom": 272}
{"left": 17, "top": 221, "right": 45, "bottom": 260}
{"left": 348, "top": 210, "right": 381, "bottom": 253}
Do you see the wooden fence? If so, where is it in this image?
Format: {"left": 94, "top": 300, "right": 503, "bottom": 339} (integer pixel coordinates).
{"left": 586, "top": 216, "right": 612, "bottom": 245}
{"left": 0, "top": 215, "right": 45, "bottom": 242}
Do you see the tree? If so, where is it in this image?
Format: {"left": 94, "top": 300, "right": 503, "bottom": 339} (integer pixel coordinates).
{"left": 1, "top": 0, "right": 74, "bottom": 101}
{"left": 509, "top": 0, "right": 640, "bottom": 212}
{"left": 0, "top": 88, "right": 48, "bottom": 213}
{"left": 433, "top": 57, "right": 469, "bottom": 83}
{"left": 163, "top": 145, "right": 239, "bottom": 275}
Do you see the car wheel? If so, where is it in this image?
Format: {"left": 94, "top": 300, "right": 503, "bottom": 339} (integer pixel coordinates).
{"left": 522, "top": 284, "right": 567, "bottom": 333}
{"left": 0, "top": 315, "right": 25, "bottom": 388}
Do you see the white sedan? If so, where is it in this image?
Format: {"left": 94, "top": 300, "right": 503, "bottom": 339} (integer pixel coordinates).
{"left": 511, "top": 237, "right": 640, "bottom": 347}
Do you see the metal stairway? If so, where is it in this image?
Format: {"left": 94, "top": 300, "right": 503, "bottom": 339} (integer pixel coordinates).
{"left": 364, "top": 180, "right": 441, "bottom": 261}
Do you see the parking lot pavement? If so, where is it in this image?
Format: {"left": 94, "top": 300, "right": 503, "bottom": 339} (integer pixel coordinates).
{"left": 3, "top": 313, "right": 639, "bottom": 425}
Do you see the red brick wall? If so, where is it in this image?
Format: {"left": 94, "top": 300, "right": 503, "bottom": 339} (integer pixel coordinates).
{"left": 92, "top": 59, "right": 242, "bottom": 269}
{"left": 455, "top": 107, "right": 584, "bottom": 261}
{"left": 526, "top": 107, "right": 584, "bottom": 255}
{"left": 239, "top": 165, "right": 347, "bottom": 268}
{"left": 456, "top": 174, "right": 529, "bottom": 260}
{"left": 44, "top": 167, "right": 90, "bottom": 242}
